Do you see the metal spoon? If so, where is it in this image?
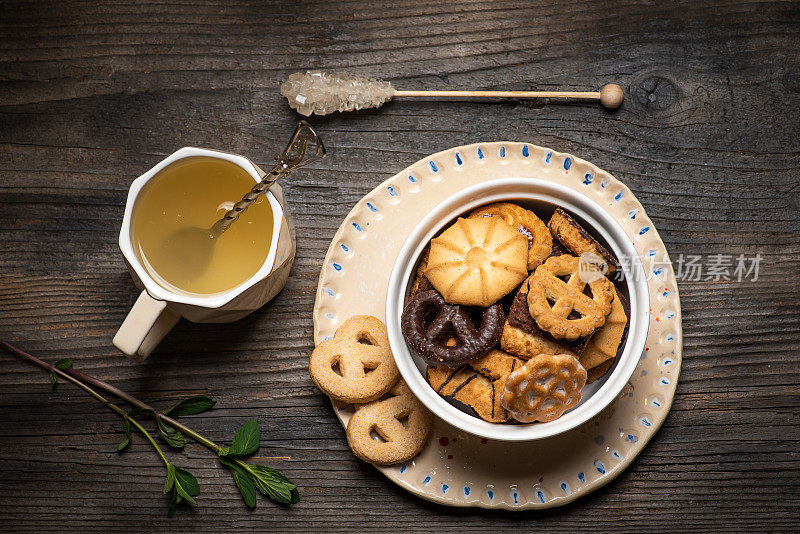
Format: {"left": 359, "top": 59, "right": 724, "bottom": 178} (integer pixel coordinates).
{"left": 162, "top": 121, "right": 326, "bottom": 283}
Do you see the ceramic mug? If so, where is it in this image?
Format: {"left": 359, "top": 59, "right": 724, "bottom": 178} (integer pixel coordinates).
{"left": 385, "top": 178, "right": 649, "bottom": 441}
{"left": 113, "top": 147, "right": 295, "bottom": 362}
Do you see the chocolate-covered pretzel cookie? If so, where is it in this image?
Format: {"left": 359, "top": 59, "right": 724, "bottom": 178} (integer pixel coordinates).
{"left": 401, "top": 289, "right": 504, "bottom": 366}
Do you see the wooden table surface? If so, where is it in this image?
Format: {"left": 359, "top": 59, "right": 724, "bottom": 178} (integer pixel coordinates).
{"left": 1, "top": 1, "right": 799, "bottom": 531}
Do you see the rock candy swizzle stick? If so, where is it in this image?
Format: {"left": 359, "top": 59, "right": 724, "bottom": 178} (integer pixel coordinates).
{"left": 280, "top": 71, "right": 624, "bottom": 116}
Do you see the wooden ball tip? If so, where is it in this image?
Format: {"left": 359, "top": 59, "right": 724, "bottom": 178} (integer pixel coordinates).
{"left": 600, "top": 83, "right": 624, "bottom": 109}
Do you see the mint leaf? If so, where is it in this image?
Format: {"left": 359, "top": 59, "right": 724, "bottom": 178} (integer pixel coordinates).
{"left": 165, "top": 396, "right": 215, "bottom": 417}
{"left": 163, "top": 464, "right": 176, "bottom": 495}
{"left": 249, "top": 465, "right": 298, "bottom": 504}
{"left": 118, "top": 419, "right": 131, "bottom": 452}
{"left": 219, "top": 457, "right": 256, "bottom": 509}
{"left": 167, "top": 492, "right": 181, "bottom": 517}
{"left": 222, "top": 419, "right": 259, "bottom": 458}
{"left": 49, "top": 371, "right": 57, "bottom": 385}
{"left": 173, "top": 467, "right": 199, "bottom": 504}
{"left": 55, "top": 358, "right": 73, "bottom": 370}
{"left": 157, "top": 419, "right": 186, "bottom": 449}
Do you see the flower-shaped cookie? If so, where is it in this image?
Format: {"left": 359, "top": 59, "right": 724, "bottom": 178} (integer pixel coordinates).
{"left": 425, "top": 217, "right": 528, "bottom": 307}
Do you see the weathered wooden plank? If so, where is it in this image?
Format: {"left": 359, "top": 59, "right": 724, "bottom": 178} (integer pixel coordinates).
{"left": 1, "top": 0, "right": 799, "bottom": 531}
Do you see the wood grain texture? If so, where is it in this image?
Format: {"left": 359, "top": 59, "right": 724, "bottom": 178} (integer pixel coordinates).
{"left": 1, "top": 0, "right": 799, "bottom": 531}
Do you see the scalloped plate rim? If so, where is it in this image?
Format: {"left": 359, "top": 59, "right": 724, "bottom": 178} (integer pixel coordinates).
{"left": 312, "top": 141, "right": 682, "bottom": 510}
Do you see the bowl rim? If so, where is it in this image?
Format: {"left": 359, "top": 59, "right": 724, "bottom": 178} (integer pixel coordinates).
{"left": 385, "top": 177, "right": 650, "bottom": 441}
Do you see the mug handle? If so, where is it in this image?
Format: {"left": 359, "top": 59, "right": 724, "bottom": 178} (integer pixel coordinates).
{"left": 113, "top": 290, "right": 180, "bottom": 362}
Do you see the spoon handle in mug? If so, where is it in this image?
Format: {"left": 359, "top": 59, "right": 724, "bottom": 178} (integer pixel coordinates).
{"left": 210, "top": 121, "right": 325, "bottom": 237}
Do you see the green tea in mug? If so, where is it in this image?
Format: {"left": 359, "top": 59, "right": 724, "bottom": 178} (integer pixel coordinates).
{"left": 131, "top": 156, "right": 273, "bottom": 295}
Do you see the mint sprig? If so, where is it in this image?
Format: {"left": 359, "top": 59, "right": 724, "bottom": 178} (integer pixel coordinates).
{"left": 218, "top": 419, "right": 299, "bottom": 507}
{"left": 1, "top": 341, "right": 300, "bottom": 517}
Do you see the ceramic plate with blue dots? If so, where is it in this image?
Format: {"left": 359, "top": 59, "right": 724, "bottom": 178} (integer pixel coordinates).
{"left": 313, "top": 142, "right": 681, "bottom": 510}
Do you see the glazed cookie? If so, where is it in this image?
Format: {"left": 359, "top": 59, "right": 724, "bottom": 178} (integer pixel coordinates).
{"left": 346, "top": 380, "right": 433, "bottom": 465}
{"left": 580, "top": 287, "right": 628, "bottom": 382}
{"left": 527, "top": 255, "right": 614, "bottom": 340}
{"left": 309, "top": 315, "right": 400, "bottom": 404}
{"left": 426, "top": 217, "right": 528, "bottom": 307}
{"left": 401, "top": 289, "right": 504, "bottom": 366}
{"left": 500, "top": 275, "right": 590, "bottom": 359}
{"left": 426, "top": 349, "right": 524, "bottom": 423}
{"left": 501, "top": 353, "right": 587, "bottom": 423}
{"left": 548, "top": 208, "right": 620, "bottom": 272}
{"left": 468, "top": 202, "right": 553, "bottom": 270}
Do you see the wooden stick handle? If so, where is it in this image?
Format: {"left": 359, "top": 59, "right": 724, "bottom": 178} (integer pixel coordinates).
{"left": 393, "top": 83, "right": 624, "bottom": 109}
{"left": 394, "top": 90, "right": 599, "bottom": 98}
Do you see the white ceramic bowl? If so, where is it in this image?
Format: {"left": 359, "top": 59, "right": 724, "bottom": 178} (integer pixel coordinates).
{"left": 385, "top": 178, "right": 649, "bottom": 441}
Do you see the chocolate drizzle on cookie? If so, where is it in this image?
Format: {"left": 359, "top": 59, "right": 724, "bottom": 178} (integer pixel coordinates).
{"left": 401, "top": 289, "right": 504, "bottom": 366}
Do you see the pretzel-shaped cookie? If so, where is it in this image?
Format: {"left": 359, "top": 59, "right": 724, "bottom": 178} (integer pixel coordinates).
{"left": 501, "top": 353, "right": 587, "bottom": 422}
{"left": 527, "top": 255, "right": 613, "bottom": 340}
{"left": 346, "top": 380, "right": 433, "bottom": 465}
{"left": 469, "top": 202, "right": 553, "bottom": 270}
{"left": 309, "top": 315, "right": 400, "bottom": 404}
{"left": 401, "top": 289, "right": 504, "bottom": 366}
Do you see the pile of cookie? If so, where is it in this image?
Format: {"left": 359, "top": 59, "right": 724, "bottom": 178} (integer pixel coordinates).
{"left": 309, "top": 315, "right": 432, "bottom": 465}
{"left": 401, "top": 203, "right": 629, "bottom": 424}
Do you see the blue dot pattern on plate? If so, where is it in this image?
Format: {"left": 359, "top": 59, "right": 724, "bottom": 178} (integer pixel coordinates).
{"left": 594, "top": 460, "right": 606, "bottom": 474}
{"left": 317, "top": 142, "right": 679, "bottom": 510}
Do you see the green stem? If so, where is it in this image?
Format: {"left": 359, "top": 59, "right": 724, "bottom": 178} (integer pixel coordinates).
{"left": 0, "top": 341, "right": 172, "bottom": 467}
{"left": 1, "top": 340, "right": 220, "bottom": 453}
